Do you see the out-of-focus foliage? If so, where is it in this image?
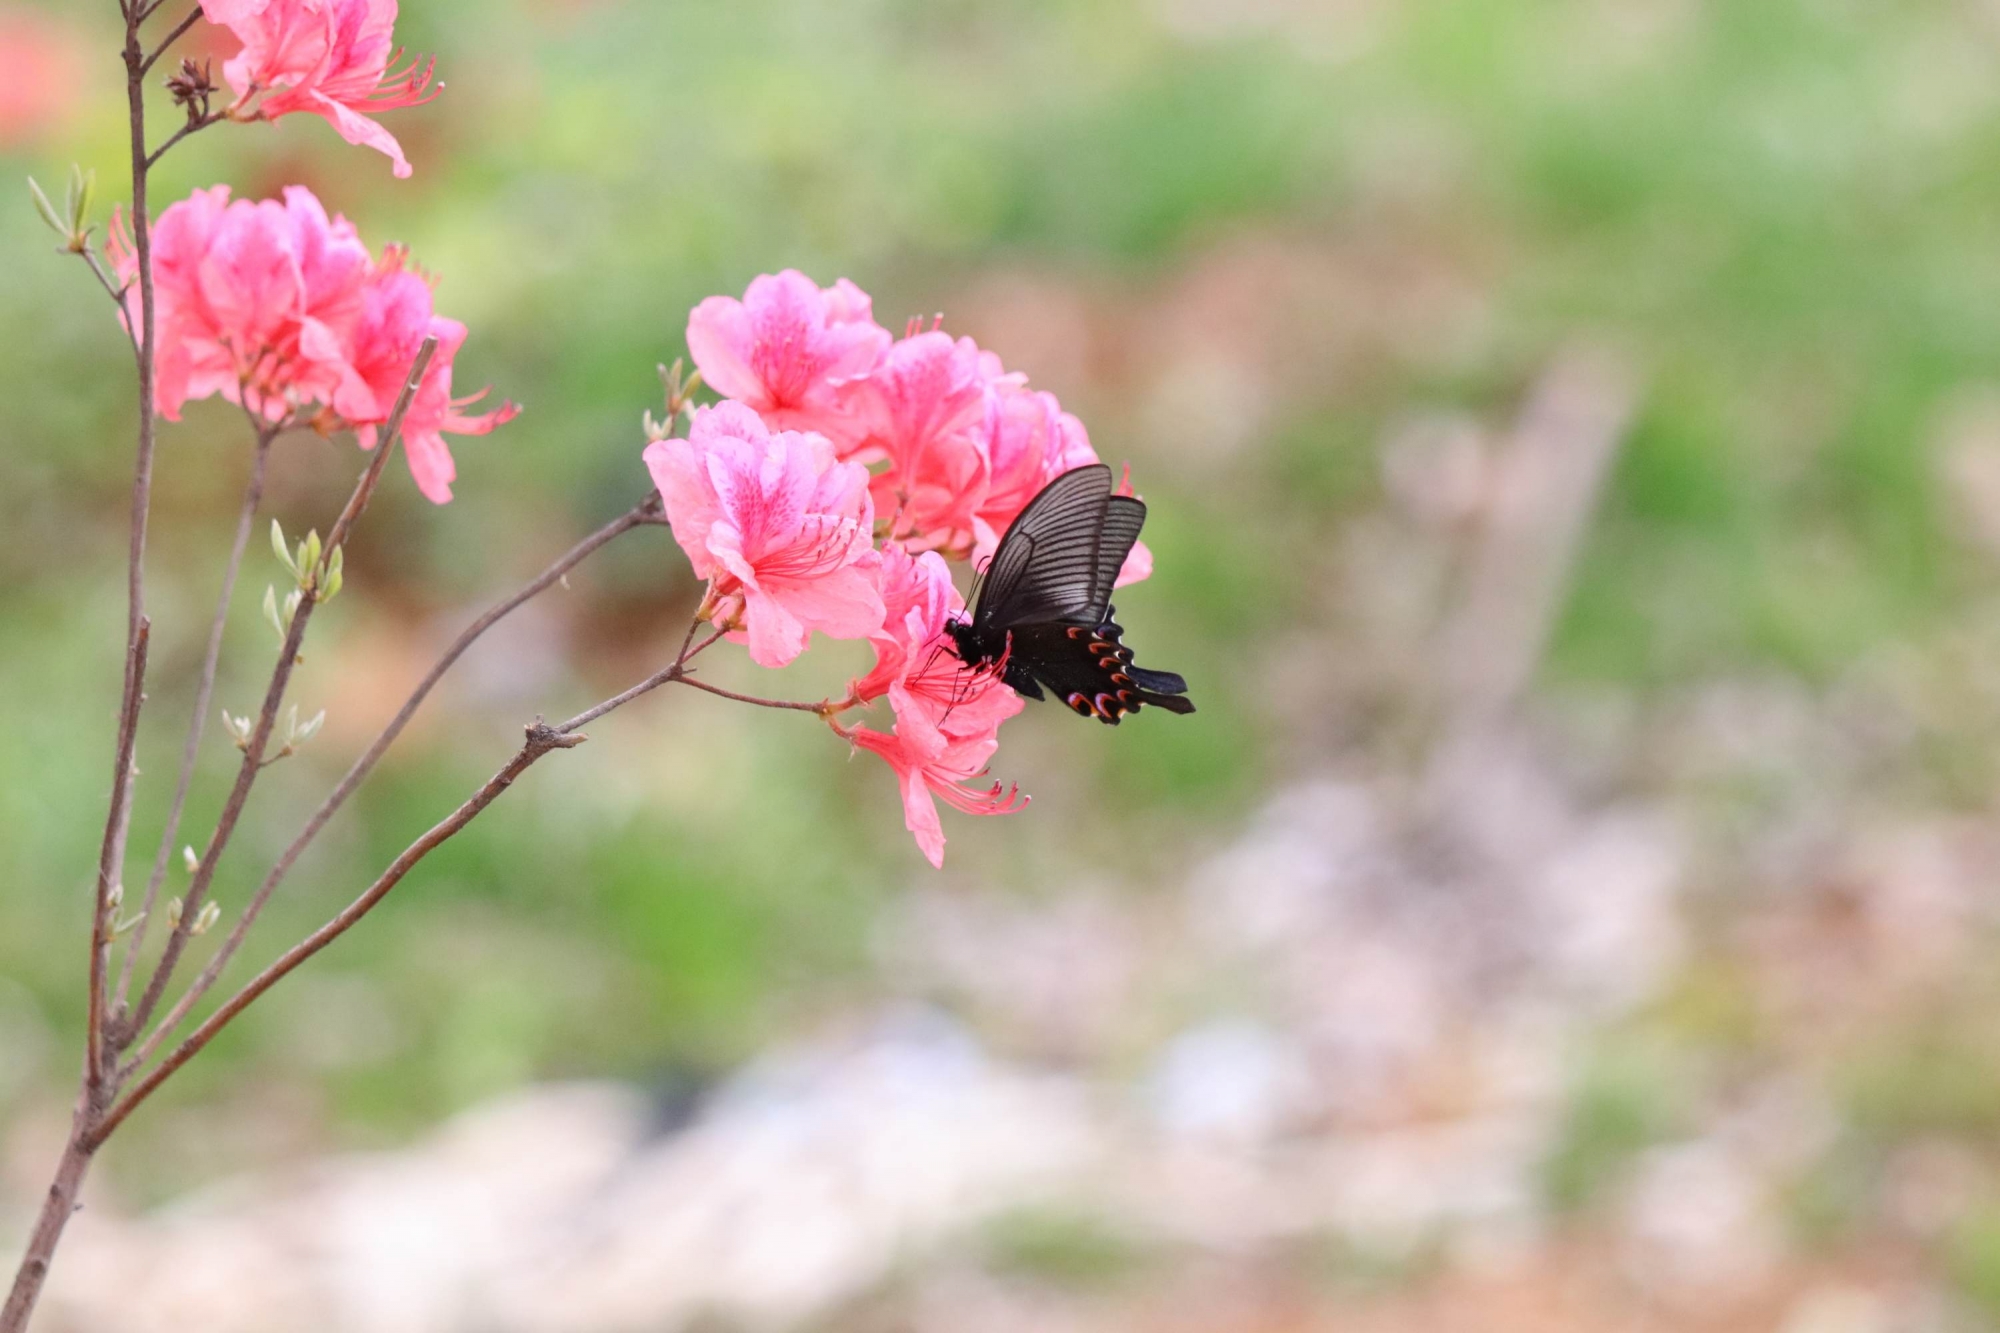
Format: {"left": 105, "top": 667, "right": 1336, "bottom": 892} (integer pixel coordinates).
{"left": 9, "top": 0, "right": 2000, "bottom": 1323}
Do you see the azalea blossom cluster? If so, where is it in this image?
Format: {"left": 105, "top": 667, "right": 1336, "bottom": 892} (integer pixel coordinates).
{"left": 111, "top": 184, "right": 516, "bottom": 504}
{"left": 91, "top": 0, "right": 1156, "bottom": 866}
{"left": 648, "top": 271, "right": 1153, "bottom": 865}
{"left": 4, "top": 0, "right": 1215, "bottom": 1318}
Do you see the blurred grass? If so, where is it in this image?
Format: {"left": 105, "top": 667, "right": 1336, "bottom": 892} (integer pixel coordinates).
{"left": 3, "top": 0, "right": 2000, "bottom": 1189}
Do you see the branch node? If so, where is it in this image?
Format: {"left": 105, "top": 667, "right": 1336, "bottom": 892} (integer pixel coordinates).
{"left": 525, "top": 719, "right": 587, "bottom": 752}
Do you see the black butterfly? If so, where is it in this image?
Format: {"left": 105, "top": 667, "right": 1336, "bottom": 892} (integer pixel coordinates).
{"left": 946, "top": 464, "right": 1195, "bottom": 725}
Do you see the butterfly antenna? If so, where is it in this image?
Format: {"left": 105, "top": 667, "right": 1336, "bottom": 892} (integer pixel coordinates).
{"left": 916, "top": 630, "right": 953, "bottom": 684}
{"left": 967, "top": 555, "right": 988, "bottom": 609}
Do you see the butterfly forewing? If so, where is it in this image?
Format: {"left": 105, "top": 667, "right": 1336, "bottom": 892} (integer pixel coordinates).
{"left": 954, "top": 464, "right": 1195, "bottom": 725}
{"left": 1092, "top": 495, "right": 1146, "bottom": 614}
{"left": 973, "top": 464, "right": 1116, "bottom": 629}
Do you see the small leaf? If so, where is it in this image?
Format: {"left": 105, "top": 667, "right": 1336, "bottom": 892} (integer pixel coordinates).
{"left": 271, "top": 519, "right": 296, "bottom": 575}
{"left": 27, "top": 176, "right": 62, "bottom": 234}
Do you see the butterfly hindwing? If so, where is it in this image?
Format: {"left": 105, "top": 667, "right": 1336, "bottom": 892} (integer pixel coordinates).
{"left": 1003, "top": 621, "right": 1196, "bottom": 725}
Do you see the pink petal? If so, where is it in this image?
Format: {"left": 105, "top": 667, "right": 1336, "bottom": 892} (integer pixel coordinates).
{"left": 739, "top": 581, "right": 811, "bottom": 669}
{"left": 298, "top": 88, "right": 413, "bottom": 177}
{"left": 684, "top": 295, "right": 762, "bottom": 405}
{"left": 402, "top": 429, "right": 456, "bottom": 504}
{"left": 765, "top": 562, "right": 885, "bottom": 642}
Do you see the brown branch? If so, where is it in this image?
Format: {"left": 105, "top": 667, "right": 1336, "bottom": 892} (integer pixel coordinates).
{"left": 549, "top": 624, "right": 728, "bottom": 734}
{"left": 144, "top": 110, "right": 225, "bottom": 171}
{"left": 3, "top": 12, "right": 162, "bottom": 1326}
{"left": 122, "top": 339, "right": 437, "bottom": 1042}
{"left": 671, "top": 675, "right": 833, "bottom": 716}
{"left": 323, "top": 339, "right": 438, "bottom": 554}
{"left": 112, "top": 611, "right": 718, "bottom": 1114}
{"left": 87, "top": 619, "right": 149, "bottom": 1097}
{"left": 124, "top": 492, "right": 664, "bottom": 1068}
{"left": 112, "top": 430, "right": 276, "bottom": 1025}
{"left": 75, "top": 248, "right": 138, "bottom": 360}
{"left": 90, "top": 0, "right": 165, "bottom": 1079}
{"left": 140, "top": 5, "right": 203, "bottom": 74}
{"left": 95, "top": 721, "right": 588, "bottom": 1145}
{"left": 0, "top": 1099, "right": 96, "bottom": 1332}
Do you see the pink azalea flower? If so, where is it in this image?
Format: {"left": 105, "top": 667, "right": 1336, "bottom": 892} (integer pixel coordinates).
{"left": 851, "top": 544, "right": 957, "bottom": 705}
{"left": 328, "top": 245, "right": 430, "bottom": 424}
{"left": 852, "top": 545, "right": 1021, "bottom": 757}
{"left": 113, "top": 187, "right": 514, "bottom": 499}
{"left": 352, "top": 305, "right": 520, "bottom": 505}
{"left": 644, "top": 402, "right": 884, "bottom": 668}
{"left": 685, "top": 270, "right": 890, "bottom": 448}
{"left": 111, "top": 184, "right": 370, "bottom": 421}
{"left": 849, "top": 723, "right": 1027, "bottom": 869}
{"left": 203, "top": 0, "right": 439, "bottom": 178}
{"left": 970, "top": 383, "right": 1077, "bottom": 560}
{"left": 845, "top": 331, "right": 999, "bottom": 555}
{"left": 1106, "top": 462, "right": 1153, "bottom": 587}
{"left": 967, "top": 392, "right": 1152, "bottom": 588}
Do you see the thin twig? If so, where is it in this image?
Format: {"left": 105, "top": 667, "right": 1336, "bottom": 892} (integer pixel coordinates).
{"left": 0, "top": 1096, "right": 96, "bottom": 1333}
{"left": 2, "top": 10, "right": 162, "bottom": 1325}
{"left": 553, "top": 666, "right": 684, "bottom": 734}
{"left": 684, "top": 622, "right": 727, "bottom": 663}
{"left": 112, "top": 430, "right": 276, "bottom": 1025}
{"left": 86, "top": 0, "right": 168, "bottom": 1099}
{"left": 139, "top": 5, "right": 202, "bottom": 74}
{"left": 94, "top": 720, "right": 589, "bottom": 1146}
{"left": 87, "top": 620, "right": 149, "bottom": 1096}
{"left": 125, "top": 492, "right": 664, "bottom": 1067}
{"left": 550, "top": 623, "right": 727, "bottom": 734}
{"left": 100, "top": 610, "right": 815, "bottom": 1141}
{"left": 323, "top": 339, "right": 439, "bottom": 554}
{"left": 107, "top": 612, "right": 723, "bottom": 1133}
{"left": 122, "top": 340, "right": 437, "bottom": 1042}
{"left": 145, "top": 110, "right": 226, "bottom": 171}
{"left": 76, "top": 249, "right": 138, "bottom": 358}
{"left": 671, "top": 675, "right": 832, "bottom": 716}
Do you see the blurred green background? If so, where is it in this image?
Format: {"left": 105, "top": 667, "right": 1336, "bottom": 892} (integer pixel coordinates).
{"left": 8, "top": 0, "right": 2000, "bottom": 1327}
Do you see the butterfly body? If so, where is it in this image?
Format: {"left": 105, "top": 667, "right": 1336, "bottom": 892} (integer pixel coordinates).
{"left": 946, "top": 464, "right": 1195, "bottom": 726}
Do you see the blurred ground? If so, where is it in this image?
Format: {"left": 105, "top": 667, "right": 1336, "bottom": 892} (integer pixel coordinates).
{"left": 9, "top": 0, "right": 2000, "bottom": 1328}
